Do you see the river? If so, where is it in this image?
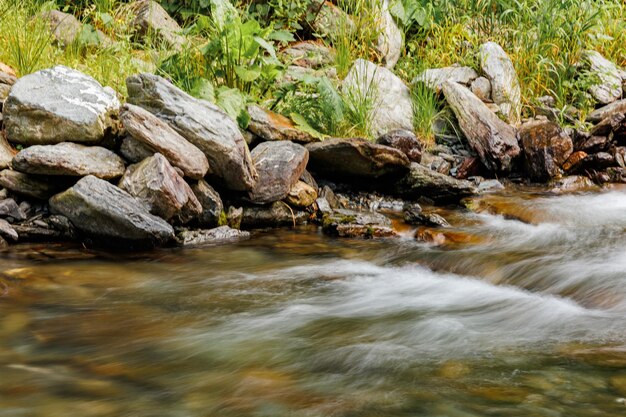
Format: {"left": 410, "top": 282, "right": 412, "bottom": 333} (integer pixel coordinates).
{"left": 1, "top": 187, "right": 626, "bottom": 416}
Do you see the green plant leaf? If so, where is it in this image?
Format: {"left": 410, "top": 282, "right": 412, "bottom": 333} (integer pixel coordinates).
{"left": 191, "top": 78, "right": 215, "bottom": 102}
{"left": 290, "top": 113, "right": 325, "bottom": 140}
{"left": 234, "top": 65, "right": 262, "bottom": 82}
{"left": 216, "top": 86, "right": 247, "bottom": 122}
{"left": 253, "top": 36, "right": 277, "bottom": 59}
{"left": 268, "top": 30, "right": 295, "bottom": 43}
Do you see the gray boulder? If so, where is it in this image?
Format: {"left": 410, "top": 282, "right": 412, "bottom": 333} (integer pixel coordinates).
{"left": 342, "top": 59, "right": 413, "bottom": 137}
{"left": 519, "top": 120, "right": 573, "bottom": 182}
{"left": 395, "top": 163, "right": 476, "bottom": 204}
{"left": 413, "top": 66, "right": 478, "bottom": 90}
{"left": 307, "top": 137, "right": 410, "bottom": 179}
{"left": 176, "top": 226, "right": 250, "bottom": 247}
{"left": 248, "top": 141, "right": 309, "bottom": 204}
{"left": 582, "top": 50, "right": 622, "bottom": 105}
{"left": 118, "top": 154, "right": 201, "bottom": 223}
{"left": 0, "top": 170, "right": 68, "bottom": 200}
{"left": 126, "top": 73, "right": 257, "bottom": 191}
{"left": 322, "top": 209, "right": 396, "bottom": 238}
{"left": 119, "top": 136, "right": 154, "bottom": 163}
{"left": 12, "top": 143, "right": 125, "bottom": 180}
{"left": 375, "top": 0, "right": 403, "bottom": 69}
{"left": 247, "top": 105, "right": 319, "bottom": 143}
{"left": 479, "top": 42, "right": 522, "bottom": 123}
{"left": 587, "top": 99, "right": 626, "bottom": 124}
{"left": 470, "top": 76, "right": 492, "bottom": 102}
{"left": 191, "top": 179, "right": 223, "bottom": 227}
{"left": 241, "top": 202, "right": 309, "bottom": 228}
{"left": 3, "top": 66, "right": 120, "bottom": 145}
{"left": 39, "top": 10, "right": 81, "bottom": 46}
{"left": 376, "top": 129, "right": 422, "bottom": 162}
{"left": 120, "top": 104, "right": 209, "bottom": 179}
{"left": 49, "top": 175, "right": 174, "bottom": 247}
{"left": 131, "top": 0, "right": 185, "bottom": 50}
{"left": 442, "top": 81, "right": 520, "bottom": 173}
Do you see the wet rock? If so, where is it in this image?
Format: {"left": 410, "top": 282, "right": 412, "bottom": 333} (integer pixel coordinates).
{"left": 519, "top": 120, "right": 573, "bottom": 182}
{"left": 584, "top": 152, "right": 615, "bottom": 170}
{"left": 413, "top": 66, "right": 478, "bottom": 91}
{"left": 247, "top": 105, "right": 318, "bottom": 143}
{"left": 343, "top": 59, "right": 413, "bottom": 137}
{"left": 119, "top": 154, "right": 201, "bottom": 223}
{"left": 300, "top": 170, "right": 319, "bottom": 191}
{"left": 190, "top": 180, "right": 223, "bottom": 227}
{"left": 12, "top": 143, "right": 125, "bottom": 180}
{"left": 176, "top": 226, "right": 250, "bottom": 247}
{"left": 442, "top": 81, "right": 520, "bottom": 173}
{"left": 119, "top": 135, "right": 154, "bottom": 163}
{"left": 281, "top": 41, "right": 335, "bottom": 69}
{"left": 587, "top": 99, "right": 626, "bottom": 124}
{"left": 421, "top": 153, "right": 452, "bottom": 175}
{"left": 241, "top": 202, "right": 308, "bottom": 228}
{"left": 479, "top": 42, "right": 522, "bottom": 123}
{"left": 120, "top": 104, "right": 209, "bottom": 179}
{"left": 549, "top": 175, "right": 598, "bottom": 193}
{"left": 476, "top": 179, "right": 505, "bottom": 193}
{"left": 376, "top": 129, "right": 422, "bottom": 163}
{"left": 0, "top": 218, "right": 18, "bottom": 241}
{"left": 307, "top": 137, "right": 409, "bottom": 179}
{"left": 395, "top": 162, "right": 476, "bottom": 204}
{"left": 470, "top": 76, "right": 492, "bottom": 102}
{"left": 578, "top": 135, "right": 610, "bottom": 153}
{"left": 130, "top": 0, "right": 185, "bottom": 50}
{"left": 0, "top": 198, "right": 26, "bottom": 221}
{"left": 456, "top": 156, "right": 486, "bottom": 180}
{"left": 590, "top": 113, "right": 624, "bottom": 137}
{"left": 248, "top": 141, "right": 309, "bottom": 204}
{"left": 3, "top": 66, "right": 120, "bottom": 145}
{"left": 39, "top": 10, "right": 82, "bottom": 46}
{"left": 582, "top": 50, "right": 622, "bottom": 105}
{"left": 0, "top": 170, "right": 67, "bottom": 200}
{"left": 403, "top": 203, "right": 449, "bottom": 227}
{"left": 285, "top": 181, "right": 318, "bottom": 208}
{"left": 375, "top": 0, "right": 403, "bottom": 69}
{"left": 126, "top": 73, "right": 257, "bottom": 191}
{"left": 562, "top": 151, "right": 588, "bottom": 174}
{"left": 0, "top": 136, "right": 15, "bottom": 169}
{"left": 322, "top": 209, "right": 396, "bottom": 238}
{"left": 49, "top": 175, "right": 175, "bottom": 247}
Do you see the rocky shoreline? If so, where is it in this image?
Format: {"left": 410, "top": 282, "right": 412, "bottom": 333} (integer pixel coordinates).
{"left": 0, "top": 38, "right": 624, "bottom": 250}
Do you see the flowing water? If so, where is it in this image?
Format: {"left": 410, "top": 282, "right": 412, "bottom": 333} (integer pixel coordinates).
{"left": 2, "top": 187, "right": 626, "bottom": 416}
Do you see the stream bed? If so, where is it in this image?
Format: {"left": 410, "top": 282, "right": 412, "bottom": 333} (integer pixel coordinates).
{"left": 1, "top": 187, "right": 626, "bottom": 416}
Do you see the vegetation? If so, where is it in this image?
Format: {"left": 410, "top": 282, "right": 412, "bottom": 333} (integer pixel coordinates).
{"left": 0, "top": 0, "right": 624, "bottom": 142}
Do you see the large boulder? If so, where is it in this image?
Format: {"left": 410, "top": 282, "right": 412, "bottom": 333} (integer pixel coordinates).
{"left": 248, "top": 141, "right": 309, "bottom": 204}
{"left": 306, "top": 137, "right": 410, "bottom": 179}
{"left": 191, "top": 180, "right": 223, "bottom": 227}
{"left": 479, "top": 42, "right": 522, "bottom": 124}
{"left": 413, "top": 66, "right": 478, "bottom": 91}
{"left": 582, "top": 50, "right": 622, "bottom": 105}
{"left": 247, "top": 105, "right": 318, "bottom": 143}
{"left": 130, "top": 0, "right": 185, "bottom": 50}
{"left": 12, "top": 143, "right": 125, "bottom": 180}
{"left": 395, "top": 163, "right": 477, "bottom": 204}
{"left": 118, "top": 154, "right": 201, "bottom": 223}
{"left": 375, "top": 0, "right": 403, "bottom": 69}
{"left": 120, "top": 104, "right": 209, "bottom": 179}
{"left": 126, "top": 73, "right": 257, "bottom": 191}
{"left": 442, "top": 81, "right": 520, "bottom": 173}
{"left": 0, "top": 170, "right": 68, "bottom": 200}
{"left": 49, "top": 175, "right": 174, "bottom": 247}
{"left": 342, "top": 59, "right": 413, "bottom": 138}
{"left": 519, "top": 120, "right": 573, "bottom": 182}
{"left": 3, "top": 66, "right": 120, "bottom": 145}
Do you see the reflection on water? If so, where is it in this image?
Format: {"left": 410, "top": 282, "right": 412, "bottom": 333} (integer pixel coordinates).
{"left": 2, "top": 189, "right": 626, "bottom": 416}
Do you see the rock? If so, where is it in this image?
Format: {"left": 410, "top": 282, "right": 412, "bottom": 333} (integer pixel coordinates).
{"left": 0, "top": 136, "right": 15, "bottom": 169}
{"left": 0, "top": 198, "right": 26, "bottom": 221}
{"left": 120, "top": 104, "right": 209, "bottom": 179}
{"left": 403, "top": 203, "right": 450, "bottom": 227}
{"left": 190, "top": 180, "right": 223, "bottom": 227}
{"left": 285, "top": 181, "right": 318, "bottom": 208}
{"left": 3, "top": 66, "right": 120, "bottom": 145}
{"left": 247, "top": 105, "right": 319, "bottom": 144}
{"left": 176, "top": 226, "right": 250, "bottom": 247}
{"left": 227, "top": 206, "right": 243, "bottom": 229}
{"left": 470, "top": 76, "right": 492, "bottom": 102}
{"left": 562, "top": 151, "right": 588, "bottom": 174}
{"left": 130, "top": 0, "right": 185, "bottom": 50}
{"left": 342, "top": 59, "right": 413, "bottom": 137}
{"left": 49, "top": 175, "right": 174, "bottom": 247}
{"left": 281, "top": 41, "right": 335, "bottom": 69}
{"left": 590, "top": 113, "right": 624, "bottom": 137}
{"left": 39, "top": 10, "right": 82, "bottom": 46}
{"left": 456, "top": 156, "right": 486, "bottom": 179}
{"left": 300, "top": 170, "right": 319, "bottom": 191}
{"left": 12, "top": 143, "right": 125, "bottom": 180}
{"left": 0, "top": 170, "right": 68, "bottom": 200}
{"left": 248, "top": 141, "right": 309, "bottom": 204}
{"left": 376, "top": 129, "right": 422, "bottom": 162}
{"left": 118, "top": 154, "right": 201, "bottom": 223}
{"left": 582, "top": 50, "right": 622, "bottom": 105}
{"left": 442, "top": 81, "right": 520, "bottom": 173}
{"left": 477, "top": 178, "right": 505, "bottom": 193}
{"left": 309, "top": 0, "right": 354, "bottom": 38}
{"left": 375, "top": 0, "right": 403, "bottom": 69}
{"left": 584, "top": 152, "right": 615, "bottom": 170}
{"left": 0, "top": 218, "right": 18, "bottom": 241}
{"left": 579, "top": 135, "right": 610, "bottom": 153}
{"left": 549, "top": 176, "right": 598, "bottom": 193}
{"left": 119, "top": 136, "right": 154, "bottom": 163}
{"left": 395, "top": 163, "right": 477, "bottom": 204}
{"left": 587, "top": 99, "right": 626, "bottom": 124}
{"left": 322, "top": 209, "right": 396, "bottom": 238}
{"left": 307, "top": 137, "right": 409, "bottom": 179}
{"left": 413, "top": 66, "right": 478, "bottom": 90}
{"left": 241, "top": 202, "right": 308, "bottom": 228}
{"left": 126, "top": 73, "right": 257, "bottom": 191}
{"left": 518, "top": 120, "right": 573, "bottom": 182}
{"left": 479, "top": 42, "right": 522, "bottom": 123}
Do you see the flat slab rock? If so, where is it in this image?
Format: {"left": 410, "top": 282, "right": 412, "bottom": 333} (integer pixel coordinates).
{"left": 0, "top": 170, "right": 68, "bottom": 200}
{"left": 49, "top": 175, "right": 174, "bottom": 247}
{"left": 248, "top": 141, "right": 309, "bottom": 204}
{"left": 395, "top": 163, "right": 477, "bottom": 204}
{"left": 126, "top": 73, "right": 257, "bottom": 191}
{"left": 3, "top": 66, "right": 120, "bottom": 145}
{"left": 176, "top": 226, "right": 250, "bottom": 247}
{"left": 247, "top": 105, "right": 318, "bottom": 143}
{"left": 120, "top": 103, "right": 209, "bottom": 179}
{"left": 322, "top": 209, "right": 396, "bottom": 238}
{"left": 306, "top": 138, "right": 409, "bottom": 179}
{"left": 12, "top": 142, "right": 125, "bottom": 180}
